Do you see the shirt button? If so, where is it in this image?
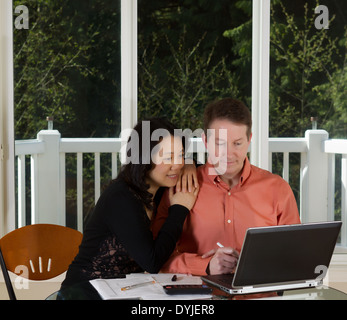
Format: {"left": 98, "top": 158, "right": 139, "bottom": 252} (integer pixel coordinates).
{"left": 227, "top": 219, "right": 231, "bottom": 224}
{"left": 228, "top": 192, "right": 231, "bottom": 196}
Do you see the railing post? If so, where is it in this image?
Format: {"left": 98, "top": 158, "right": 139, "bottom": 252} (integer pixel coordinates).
{"left": 300, "top": 130, "right": 329, "bottom": 223}
{"left": 34, "top": 130, "right": 64, "bottom": 225}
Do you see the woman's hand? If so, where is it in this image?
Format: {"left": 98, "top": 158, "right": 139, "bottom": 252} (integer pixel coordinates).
{"left": 168, "top": 185, "right": 199, "bottom": 211}
{"left": 176, "top": 162, "right": 198, "bottom": 193}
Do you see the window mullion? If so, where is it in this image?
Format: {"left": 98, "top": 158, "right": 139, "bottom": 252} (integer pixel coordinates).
{"left": 0, "top": 0, "right": 16, "bottom": 235}
{"left": 250, "top": 0, "right": 270, "bottom": 170}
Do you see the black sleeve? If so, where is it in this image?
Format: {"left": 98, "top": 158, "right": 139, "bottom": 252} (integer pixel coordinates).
{"left": 104, "top": 190, "right": 188, "bottom": 273}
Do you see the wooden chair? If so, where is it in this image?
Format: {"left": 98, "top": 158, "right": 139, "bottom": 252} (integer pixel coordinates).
{"left": 0, "top": 224, "right": 82, "bottom": 300}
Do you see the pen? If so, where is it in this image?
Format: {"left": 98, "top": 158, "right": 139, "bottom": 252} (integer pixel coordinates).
{"left": 121, "top": 280, "right": 156, "bottom": 291}
{"left": 216, "top": 242, "right": 224, "bottom": 248}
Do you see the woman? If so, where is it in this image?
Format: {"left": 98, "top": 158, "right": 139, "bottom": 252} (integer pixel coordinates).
{"left": 61, "top": 118, "right": 198, "bottom": 287}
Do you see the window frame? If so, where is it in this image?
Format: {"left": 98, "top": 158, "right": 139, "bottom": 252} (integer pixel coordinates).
{"left": 0, "top": 0, "right": 270, "bottom": 234}
{"left": 0, "top": 0, "right": 16, "bottom": 236}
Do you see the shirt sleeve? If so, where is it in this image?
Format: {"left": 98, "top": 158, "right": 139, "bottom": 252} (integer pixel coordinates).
{"left": 104, "top": 189, "right": 189, "bottom": 274}
{"left": 160, "top": 251, "right": 211, "bottom": 275}
{"left": 275, "top": 178, "right": 301, "bottom": 225}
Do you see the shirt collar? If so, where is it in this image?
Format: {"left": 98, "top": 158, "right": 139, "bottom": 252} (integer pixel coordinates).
{"left": 204, "top": 157, "right": 251, "bottom": 187}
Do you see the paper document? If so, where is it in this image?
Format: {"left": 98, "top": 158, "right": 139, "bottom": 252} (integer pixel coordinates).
{"left": 90, "top": 273, "right": 212, "bottom": 300}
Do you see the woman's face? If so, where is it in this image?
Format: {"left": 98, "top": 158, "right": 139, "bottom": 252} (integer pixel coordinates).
{"left": 146, "top": 135, "right": 184, "bottom": 192}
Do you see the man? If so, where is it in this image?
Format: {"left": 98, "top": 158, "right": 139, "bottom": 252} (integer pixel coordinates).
{"left": 152, "top": 98, "right": 301, "bottom": 275}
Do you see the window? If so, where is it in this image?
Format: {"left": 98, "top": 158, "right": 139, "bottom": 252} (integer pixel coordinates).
{"left": 13, "top": 0, "right": 121, "bottom": 228}
{"left": 14, "top": 0, "right": 121, "bottom": 140}
{"left": 0, "top": 0, "right": 15, "bottom": 235}
{"left": 2, "top": 0, "right": 256, "bottom": 233}
{"left": 270, "top": 0, "right": 347, "bottom": 139}
{"left": 270, "top": 0, "right": 347, "bottom": 225}
{"left": 11, "top": 0, "right": 254, "bottom": 229}
{"left": 2, "top": 1, "right": 345, "bottom": 245}
{"left": 137, "top": 0, "right": 252, "bottom": 130}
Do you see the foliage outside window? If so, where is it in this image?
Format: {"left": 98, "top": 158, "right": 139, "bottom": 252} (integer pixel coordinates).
{"left": 13, "top": 0, "right": 121, "bottom": 140}
{"left": 13, "top": 1, "right": 346, "bottom": 227}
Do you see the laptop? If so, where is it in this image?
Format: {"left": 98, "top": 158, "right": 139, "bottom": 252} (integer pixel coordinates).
{"left": 201, "top": 221, "right": 342, "bottom": 295}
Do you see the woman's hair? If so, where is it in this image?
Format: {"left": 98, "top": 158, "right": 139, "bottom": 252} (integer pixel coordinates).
{"left": 117, "top": 117, "right": 182, "bottom": 210}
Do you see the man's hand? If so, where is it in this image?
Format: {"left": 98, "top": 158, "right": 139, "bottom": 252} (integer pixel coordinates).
{"left": 202, "top": 247, "right": 239, "bottom": 275}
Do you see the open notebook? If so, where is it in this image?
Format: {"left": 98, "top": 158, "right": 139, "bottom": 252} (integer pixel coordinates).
{"left": 90, "top": 273, "right": 212, "bottom": 300}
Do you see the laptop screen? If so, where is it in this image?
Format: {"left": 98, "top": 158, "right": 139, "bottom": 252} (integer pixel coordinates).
{"left": 232, "top": 222, "right": 342, "bottom": 287}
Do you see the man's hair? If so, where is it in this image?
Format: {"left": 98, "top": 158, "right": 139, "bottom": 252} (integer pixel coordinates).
{"left": 203, "top": 98, "right": 252, "bottom": 139}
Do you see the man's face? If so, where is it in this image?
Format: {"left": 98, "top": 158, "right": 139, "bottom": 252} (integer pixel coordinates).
{"left": 203, "top": 119, "right": 252, "bottom": 180}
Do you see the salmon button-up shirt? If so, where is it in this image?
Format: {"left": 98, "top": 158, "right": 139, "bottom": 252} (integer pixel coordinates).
{"left": 152, "top": 157, "right": 301, "bottom": 276}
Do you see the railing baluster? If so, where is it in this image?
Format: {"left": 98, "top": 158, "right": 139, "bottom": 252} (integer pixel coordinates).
{"left": 94, "top": 152, "right": 101, "bottom": 204}
{"left": 327, "top": 154, "right": 335, "bottom": 222}
{"left": 282, "top": 152, "right": 289, "bottom": 182}
{"left": 30, "top": 154, "right": 38, "bottom": 224}
{"left": 77, "top": 152, "right": 83, "bottom": 232}
{"left": 300, "top": 152, "right": 308, "bottom": 223}
{"left": 112, "top": 152, "right": 117, "bottom": 179}
{"left": 268, "top": 152, "right": 272, "bottom": 173}
{"left": 59, "top": 152, "right": 66, "bottom": 226}
{"left": 17, "top": 155, "right": 26, "bottom": 227}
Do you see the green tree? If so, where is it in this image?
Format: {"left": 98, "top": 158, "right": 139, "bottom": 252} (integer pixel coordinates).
{"left": 138, "top": 29, "right": 239, "bottom": 130}
{"left": 13, "top": 0, "right": 122, "bottom": 227}
{"left": 223, "top": 0, "right": 347, "bottom": 139}
{"left": 269, "top": 1, "right": 340, "bottom": 137}
{"left": 13, "top": 0, "right": 121, "bottom": 139}
{"left": 138, "top": 0, "right": 251, "bottom": 130}
{"left": 312, "top": 27, "right": 347, "bottom": 138}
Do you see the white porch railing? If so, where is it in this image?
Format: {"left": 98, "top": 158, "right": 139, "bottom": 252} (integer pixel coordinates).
{"left": 14, "top": 129, "right": 347, "bottom": 248}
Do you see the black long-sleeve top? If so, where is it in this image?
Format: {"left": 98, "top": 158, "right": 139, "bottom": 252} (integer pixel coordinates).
{"left": 61, "top": 177, "right": 188, "bottom": 287}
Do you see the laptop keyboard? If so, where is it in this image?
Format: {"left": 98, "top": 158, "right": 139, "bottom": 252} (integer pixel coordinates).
{"left": 203, "top": 273, "right": 235, "bottom": 286}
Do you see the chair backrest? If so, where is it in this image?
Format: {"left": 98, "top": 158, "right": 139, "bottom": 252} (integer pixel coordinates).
{"left": 0, "top": 224, "right": 82, "bottom": 281}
